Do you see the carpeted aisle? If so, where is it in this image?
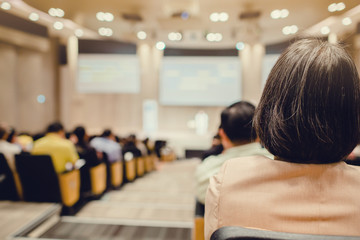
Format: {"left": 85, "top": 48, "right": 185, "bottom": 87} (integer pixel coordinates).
{"left": 40, "top": 158, "right": 200, "bottom": 240}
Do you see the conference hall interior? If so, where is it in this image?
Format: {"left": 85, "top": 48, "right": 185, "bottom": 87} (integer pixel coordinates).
{"left": 1, "top": 0, "right": 360, "bottom": 239}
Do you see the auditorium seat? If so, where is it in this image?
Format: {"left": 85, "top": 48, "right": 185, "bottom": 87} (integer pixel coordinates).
{"left": 109, "top": 160, "right": 123, "bottom": 188}
{"left": 89, "top": 162, "right": 107, "bottom": 195}
{"left": 0, "top": 153, "right": 19, "bottom": 200}
{"left": 136, "top": 157, "right": 145, "bottom": 177}
{"left": 144, "top": 155, "right": 154, "bottom": 172}
{"left": 124, "top": 152, "right": 136, "bottom": 182}
{"left": 210, "top": 226, "right": 360, "bottom": 240}
{"left": 193, "top": 200, "right": 205, "bottom": 240}
{"left": 15, "top": 154, "right": 80, "bottom": 208}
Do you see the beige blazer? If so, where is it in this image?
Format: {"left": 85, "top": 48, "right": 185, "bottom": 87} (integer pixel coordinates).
{"left": 205, "top": 155, "right": 360, "bottom": 240}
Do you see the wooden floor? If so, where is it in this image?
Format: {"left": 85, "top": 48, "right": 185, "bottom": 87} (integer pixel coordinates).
{"left": 2, "top": 158, "right": 199, "bottom": 240}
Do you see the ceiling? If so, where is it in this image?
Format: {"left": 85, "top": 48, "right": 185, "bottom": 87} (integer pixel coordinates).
{"left": 4, "top": 0, "right": 360, "bottom": 48}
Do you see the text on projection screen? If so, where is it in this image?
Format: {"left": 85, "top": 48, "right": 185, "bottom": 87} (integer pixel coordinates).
{"left": 160, "top": 56, "right": 241, "bottom": 106}
{"left": 77, "top": 54, "right": 140, "bottom": 93}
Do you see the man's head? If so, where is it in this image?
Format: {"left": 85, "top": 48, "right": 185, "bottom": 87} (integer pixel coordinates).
{"left": 219, "top": 101, "right": 256, "bottom": 148}
{"left": 47, "top": 122, "right": 65, "bottom": 137}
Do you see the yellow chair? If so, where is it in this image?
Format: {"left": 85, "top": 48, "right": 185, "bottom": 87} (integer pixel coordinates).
{"left": 125, "top": 159, "right": 136, "bottom": 182}
{"left": 136, "top": 157, "right": 145, "bottom": 177}
{"left": 109, "top": 161, "right": 123, "bottom": 188}
{"left": 89, "top": 163, "right": 107, "bottom": 195}
{"left": 58, "top": 169, "right": 81, "bottom": 207}
{"left": 193, "top": 217, "right": 205, "bottom": 240}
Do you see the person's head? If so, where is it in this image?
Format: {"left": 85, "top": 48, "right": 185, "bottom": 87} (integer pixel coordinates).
{"left": 73, "top": 126, "right": 87, "bottom": 143}
{"left": 47, "top": 122, "right": 65, "bottom": 137}
{"left": 0, "top": 125, "right": 8, "bottom": 140}
{"left": 6, "top": 127, "right": 16, "bottom": 143}
{"left": 254, "top": 38, "right": 360, "bottom": 164}
{"left": 101, "top": 129, "right": 115, "bottom": 141}
{"left": 219, "top": 101, "right": 256, "bottom": 148}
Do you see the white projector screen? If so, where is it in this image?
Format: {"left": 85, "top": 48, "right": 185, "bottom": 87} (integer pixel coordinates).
{"left": 77, "top": 54, "right": 140, "bottom": 93}
{"left": 160, "top": 56, "right": 241, "bottom": 106}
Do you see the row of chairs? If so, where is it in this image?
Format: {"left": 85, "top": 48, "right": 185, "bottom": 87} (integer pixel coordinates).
{"left": 0, "top": 153, "right": 158, "bottom": 213}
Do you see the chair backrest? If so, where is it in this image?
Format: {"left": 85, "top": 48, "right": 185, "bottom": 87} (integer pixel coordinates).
{"left": 15, "top": 154, "right": 61, "bottom": 202}
{"left": 0, "top": 153, "right": 18, "bottom": 200}
{"left": 210, "top": 226, "right": 360, "bottom": 240}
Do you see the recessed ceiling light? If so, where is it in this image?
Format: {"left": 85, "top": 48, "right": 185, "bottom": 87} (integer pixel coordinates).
{"left": 271, "top": 10, "right": 281, "bottom": 19}
{"left": 53, "top": 21, "right": 64, "bottom": 30}
{"left": 137, "top": 31, "right": 147, "bottom": 40}
{"left": 75, "top": 29, "right": 84, "bottom": 37}
{"left": 236, "top": 42, "right": 245, "bottom": 51}
{"left": 271, "top": 9, "right": 289, "bottom": 19}
{"left": 280, "top": 9, "right": 289, "bottom": 18}
{"left": 48, "top": 8, "right": 65, "bottom": 17}
{"left": 206, "top": 33, "right": 223, "bottom": 42}
{"left": 156, "top": 41, "right": 166, "bottom": 50}
{"left": 282, "top": 25, "right": 298, "bottom": 35}
{"left": 210, "top": 12, "right": 219, "bottom": 22}
{"left": 98, "top": 27, "right": 113, "bottom": 37}
{"left": 219, "top": 12, "right": 229, "bottom": 22}
{"left": 29, "top": 12, "right": 40, "bottom": 21}
{"left": 328, "top": 2, "right": 346, "bottom": 12}
{"left": 342, "top": 17, "right": 352, "bottom": 26}
{"left": 96, "top": 12, "right": 114, "bottom": 22}
{"left": 0, "top": 2, "right": 11, "bottom": 10}
{"left": 321, "top": 26, "right": 330, "bottom": 35}
{"left": 168, "top": 32, "right": 182, "bottom": 41}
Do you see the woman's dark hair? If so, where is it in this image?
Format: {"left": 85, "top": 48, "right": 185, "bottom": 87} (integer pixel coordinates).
{"left": 254, "top": 38, "right": 360, "bottom": 164}
{"left": 220, "top": 101, "right": 256, "bottom": 143}
{"left": 73, "top": 126, "right": 86, "bottom": 143}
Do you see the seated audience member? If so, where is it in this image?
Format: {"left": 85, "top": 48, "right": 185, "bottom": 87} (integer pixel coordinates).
{"left": 201, "top": 133, "right": 223, "bottom": 160}
{"left": 73, "top": 126, "right": 102, "bottom": 166}
{"left": 0, "top": 124, "right": 21, "bottom": 171}
{"left": 90, "top": 129, "right": 122, "bottom": 163}
{"left": 32, "top": 122, "right": 79, "bottom": 173}
{"left": 205, "top": 38, "right": 360, "bottom": 239}
{"left": 195, "top": 101, "right": 271, "bottom": 205}
{"left": 122, "top": 134, "right": 142, "bottom": 158}
{"left": 17, "top": 132, "right": 33, "bottom": 152}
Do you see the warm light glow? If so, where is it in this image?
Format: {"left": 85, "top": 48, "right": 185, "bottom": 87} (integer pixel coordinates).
{"left": 271, "top": 9, "right": 289, "bottom": 19}
{"left": 219, "top": 12, "right": 229, "bottom": 22}
{"left": 29, "top": 12, "right": 39, "bottom": 21}
{"left": 328, "top": 2, "right": 346, "bottom": 12}
{"left": 168, "top": 32, "right": 182, "bottom": 41}
{"left": 236, "top": 42, "right": 245, "bottom": 51}
{"left": 96, "top": 12, "right": 114, "bottom": 22}
{"left": 156, "top": 41, "right": 166, "bottom": 50}
{"left": 206, "top": 33, "right": 223, "bottom": 42}
{"left": 137, "top": 31, "right": 147, "bottom": 40}
{"left": 1, "top": 2, "right": 11, "bottom": 10}
{"left": 210, "top": 12, "right": 229, "bottom": 22}
{"left": 210, "top": 12, "right": 219, "bottom": 22}
{"left": 342, "top": 17, "right": 352, "bottom": 26}
{"left": 75, "top": 29, "right": 84, "bottom": 37}
{"left": 53, "top": 21, "right": 64, "bottom": 30}
{"left": 48, "top": 8, "right": 65, "bottom": 17}
{"left": 282, "top": 25, "right": 298, "bottom": 35}
{"left": 321, "top": 26, "right": 330, "bottom": 35}
{"left": 98, "top": 27, "right": 113, "bottom": 36}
